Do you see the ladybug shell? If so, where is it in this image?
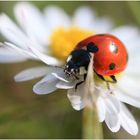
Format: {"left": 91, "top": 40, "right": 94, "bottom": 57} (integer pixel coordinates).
{"left": 76, "top": 34, "right": 128, "bottom": 76}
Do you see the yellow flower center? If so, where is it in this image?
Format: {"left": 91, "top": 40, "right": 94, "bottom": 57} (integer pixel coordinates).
{"left": 50, "top": 27, "right": 93, "bottom": 61}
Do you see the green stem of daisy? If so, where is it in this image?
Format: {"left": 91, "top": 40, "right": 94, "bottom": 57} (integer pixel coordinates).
{"left": 82, "top": 106, "right": 103, "bottom": 139}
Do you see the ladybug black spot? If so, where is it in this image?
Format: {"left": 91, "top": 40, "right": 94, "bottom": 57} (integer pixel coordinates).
{"left": 87, "top": 42, "right": 99, "bottom": 53}
{"left": 109, "top": 63, "right": 116, "bottom": 70}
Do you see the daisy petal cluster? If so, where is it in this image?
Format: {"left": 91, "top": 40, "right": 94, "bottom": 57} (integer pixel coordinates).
{"left": 0, "top": 2, "right": 140, "bottom": 136}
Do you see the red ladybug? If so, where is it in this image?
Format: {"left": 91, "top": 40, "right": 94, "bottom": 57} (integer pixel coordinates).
{"left": 64, "top": 34, "right": 128, "bottom": 84}
{"left": 76, "top": 34, "right": 128, "bottom": 75}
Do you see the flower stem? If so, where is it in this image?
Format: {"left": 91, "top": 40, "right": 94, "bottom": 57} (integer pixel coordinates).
{"left": 82, "top": 106, "right": 103, "bottom": 139}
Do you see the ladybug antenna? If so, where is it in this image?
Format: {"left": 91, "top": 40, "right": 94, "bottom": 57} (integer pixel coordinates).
{"left": 86, "top": 42, "right": 99, "bottom": 53}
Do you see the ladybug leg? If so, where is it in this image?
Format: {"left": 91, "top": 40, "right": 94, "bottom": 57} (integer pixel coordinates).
{"left": 106, "top": 82, "right": 113, "bottom": 94}
{"left": 95, "top": 72, "right": 117, "bottom": 94}
{"left": 94, "top": 71, "right": 106, "bottom": 81}
{"left": 110, "top": 75, "right": 117, "bottom": 83}
{"left": 75, "top": 74, "right": 87, "bottom": 90}
{"left": 95, "top": 71, "right": 117, "bottom": 83}
{"left": 106, "top": 76, "right": 117, "bottom": 94}
{"left": 105, "top": 75, "right": 117, "bottom": 83}
{"left": 75, "top": 81, "right": 84, "bottom": 90}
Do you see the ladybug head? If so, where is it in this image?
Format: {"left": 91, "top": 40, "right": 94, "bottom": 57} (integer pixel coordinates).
{"left": 64, "top": 43, "right": 98, "bottom": 77}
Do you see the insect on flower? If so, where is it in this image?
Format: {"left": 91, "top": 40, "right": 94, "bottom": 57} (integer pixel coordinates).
{"left": 0, "top": 2, "right": 140, "bottom": 136}
{"left": 64, "top": 34, "right": 128, "bottom": 92}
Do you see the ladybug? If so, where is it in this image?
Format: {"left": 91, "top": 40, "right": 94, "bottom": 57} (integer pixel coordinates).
{"left": 64, "top": 34, "right": 128, "bottom": 85}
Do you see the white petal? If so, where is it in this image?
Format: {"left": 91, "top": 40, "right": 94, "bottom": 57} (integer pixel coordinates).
{"left": 73, "top": 7, "right": 95, "bottom": 30}
{"left": 1, "top": 41, "right": 38, "bottom": 62}
{"left": 0, "top": 47, "right": 27, "bottom": 63}
{"left": 0, "top": 14, "right": 28, "bottom": 48}
{"left": 119, "top": 103, "right": 138, "bottom": 135}
{"left": 26, "top": 45, "right": 63, "bottom": 66}
{"left": 56, "top": 81, "right": 75, "bottom": 89}
{"left": 104, "top": 95, "right": 121, "bottom": 132}
{"left": 105, "top": 110, "right": 120, "bottom": 132}
{"left": 14, "top": 66, "right": 49, "bottom": 82}
{"left": 126, "top": 37, "right": 140, "bottom": 54}
{"left": 105, "top": 94, "right": 120, "bottom": 113}
{"left": 125, "top": 54, "right": 140, "bottom": 76}
{"left": 52, "top": 72, "right": 69, "bottom": 83}
{"left": 33, "top": 74, "right": 58, "bottom": 95}
{"left": 117, "top": 75, "right": 140, "bottom": 98}
{"left": 84, "top": 54, "right": 96, "bottom": 103}
{"left": 14, "top": 2, "right": 50, "bottom": 46}
{"left": 96, "top": 96, "right": 106, "bottom": 122}
{"left": 4, "top": 42, "right": 37, "bottom": 59}
{"left": 114, "top": 89, "right": 140, "bottom": 108}
{"left": 44, "top": 6, "right": 70, "bottom": 31}
{"left": 71, "top": 103, "right": 85, "bottom": 111}
{"left": 33, "top": 68, "right": 63, "bottom": 94}
{"left": 67, "top": 83, "right": 85, "bottom": 111}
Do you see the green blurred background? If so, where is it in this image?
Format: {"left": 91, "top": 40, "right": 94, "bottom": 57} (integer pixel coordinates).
{"left": 0, "top": 1, "right": 140, "bottom": 139}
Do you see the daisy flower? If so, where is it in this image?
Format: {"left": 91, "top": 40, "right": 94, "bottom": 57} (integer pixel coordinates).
{"left": 0, "top": 2, "right": 140, "bottom": 136}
